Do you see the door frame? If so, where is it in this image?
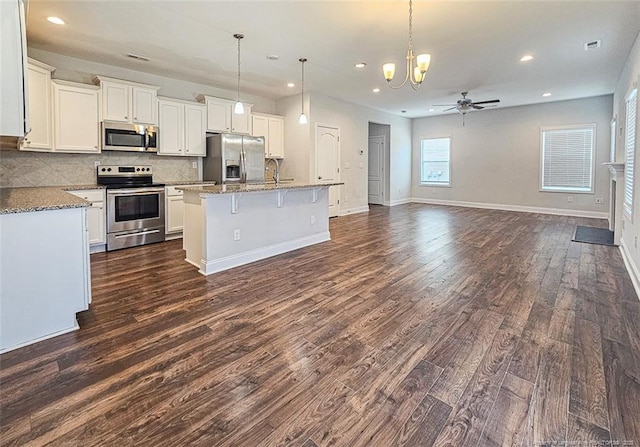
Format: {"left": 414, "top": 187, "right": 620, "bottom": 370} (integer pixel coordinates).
{"left": 314, "top": 123, "right": 341, "bottom": 216}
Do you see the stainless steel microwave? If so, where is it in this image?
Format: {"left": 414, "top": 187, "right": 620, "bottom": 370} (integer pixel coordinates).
{"left": 101, "top": 121, "right": 158, "bottom": 152}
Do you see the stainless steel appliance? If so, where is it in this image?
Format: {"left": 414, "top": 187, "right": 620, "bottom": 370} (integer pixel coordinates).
{"left": 101, "top": 121, "right": 158, "bottom": 152}
{"left": 203, "top": 133, "right": 265, "bottom": 183}
{"left": 97, "top": 165, "right": 165, "bottom": 251}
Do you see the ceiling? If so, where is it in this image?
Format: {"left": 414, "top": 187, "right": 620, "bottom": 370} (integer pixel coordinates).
{"left": 26, "top": 1, "right": 640, "bottom": 118}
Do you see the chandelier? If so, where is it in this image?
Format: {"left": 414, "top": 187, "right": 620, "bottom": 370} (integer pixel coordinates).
{"left": 382, "top": 0, "right": 431, "bottom": 90}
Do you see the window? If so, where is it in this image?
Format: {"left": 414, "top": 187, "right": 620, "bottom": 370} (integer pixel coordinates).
{"left": 420, "top": 137, "right": 451, "bottom": 186}
{"left": 540, "top": 124, "right": 595, "bottom": 193}
{"left": 624, "top": 88, "right": 637, "bottom": 219}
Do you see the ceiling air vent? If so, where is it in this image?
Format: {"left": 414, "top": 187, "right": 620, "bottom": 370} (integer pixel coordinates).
{"left": 584, "top": 40, "right": 601, "bottom": 51}
{"left": 127, "top": 53, "right": 150, "bottom": 62}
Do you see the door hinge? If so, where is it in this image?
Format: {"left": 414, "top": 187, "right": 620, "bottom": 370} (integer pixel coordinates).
{"left": 338, "top": 199, "right": 340, "bottom": 204}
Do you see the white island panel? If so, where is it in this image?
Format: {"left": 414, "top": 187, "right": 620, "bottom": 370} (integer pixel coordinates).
{"left": 182, "top": 185, "right": 332, "bottom": 275}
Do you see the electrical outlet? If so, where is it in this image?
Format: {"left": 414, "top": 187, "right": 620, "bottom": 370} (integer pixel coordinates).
{"left": 233, "top": 229, "right": 240, "bottom": 241}
{"left": 192, "top": 161, "right": 197, "bottom": 169}
{"left": 595, "top": 197, "right": 604, "bottom": 204}
{"left": 310, "top": 215, "right": 316, "bottom": 225}
{"left": 567, "top": 196, "right": 573, "bottom": 203}
{"left": 94, "top": 161, "right": 101, "bottom": 167}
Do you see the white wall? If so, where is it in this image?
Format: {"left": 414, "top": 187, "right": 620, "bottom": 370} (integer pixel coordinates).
{"left": 613, "top": 31, "right": 640, "bottom": 293}
{"left": 276, "top": 92, "right": 412, "bottom": 214}
{"left": 411, "top": 95, "right": 613, "bottom": 217}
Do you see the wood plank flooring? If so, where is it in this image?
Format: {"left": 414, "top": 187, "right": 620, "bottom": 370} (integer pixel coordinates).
{"left": 1, "top": 203, "right": 640, "bottom": 446}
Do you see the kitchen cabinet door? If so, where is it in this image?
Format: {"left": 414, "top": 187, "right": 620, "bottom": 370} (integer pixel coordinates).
{"left": 205, "top": 97, "right": 232, "bottom": 133}
{"left": 132, "top": 86, "right": 157, "bottom": 125}
{"left": 232, "top": 104, "right": 252, "bottom": 134}
{"left": 184, "top": 103, "right": 206, "bottom": 156}
{"left": 158, "top": 99, "right": 184, "bottom": 155}
{"left": 22, "top": 60, "right": 55, "bottom": 151}
{"left": 101, "top": 80, "right": 130, "bottom": 122}
{"left": 68, "top": 189, "right": 106, "bottom": 246}
{"left": 267, "top": 116, "right": 285, "bottom": 158}
{"left": 166, "top": 195, "right": 185, "bottom": 233}
{"left": 52, "top": 81, "right": 100, "bottom": 153}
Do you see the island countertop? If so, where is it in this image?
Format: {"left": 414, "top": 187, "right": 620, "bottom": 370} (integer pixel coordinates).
{"left": 0, "top": 187, "right": 91, "bottom": 215}
{"left": 177, "top": 181, "right": 344, "bottom": 195}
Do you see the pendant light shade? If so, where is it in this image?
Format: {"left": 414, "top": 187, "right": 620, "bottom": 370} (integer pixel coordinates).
{"left": 299, "top": 58, "right": 307, "bottom": 125}
{"left": 233, "top": 33, "right": 244, "bottom": 115}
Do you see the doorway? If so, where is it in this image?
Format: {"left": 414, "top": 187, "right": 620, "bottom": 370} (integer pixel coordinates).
{"left": 315, "top": 124, "right": 341, "bottom": 217}
{"left": 368, "top": 123, "right": 390, "bottom": 206}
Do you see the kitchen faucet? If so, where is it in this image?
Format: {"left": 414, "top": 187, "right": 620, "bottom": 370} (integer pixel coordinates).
{"left": 266, "top": 157, "right": 281, "bottom": 183}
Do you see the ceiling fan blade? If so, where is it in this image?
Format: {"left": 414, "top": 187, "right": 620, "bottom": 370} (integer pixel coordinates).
{"left": 472, "top": 105, "right": 484, "bottom": 109}
{"left": 443, "top": 107, "right": 457, "bottom": 112}
{"left": 432, "top": 104, "right": 456, "bottom": 107}
{"left": 472, "top": 99, "right": 500, "bottom": 105}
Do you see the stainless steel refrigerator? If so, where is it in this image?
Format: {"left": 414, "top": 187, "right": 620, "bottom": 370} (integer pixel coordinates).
{"left": 203, "top": 133, "right": 265, "bottom": 184}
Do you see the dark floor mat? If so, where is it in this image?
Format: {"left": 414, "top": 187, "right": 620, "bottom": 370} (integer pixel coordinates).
{"left": 572, "top": 225, "right": 615, "bottom": 246}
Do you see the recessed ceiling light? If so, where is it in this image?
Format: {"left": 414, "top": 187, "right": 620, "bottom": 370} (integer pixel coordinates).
{"left": 428, "top": 108, "right": 435, "bottom": 112}
{"left": 520, "top": 55, "right": 533, "bottom": 62}
{"left": 287, "top": 82, "right": 295, "bottom": 88}
{"left": 266, "top": 55, "right": 279, "bottom": 61}
{"left": 372, "top": 88, "right": 380, "bottom": 93}
{"left": 355, "top": 62, "right": 367, "bottom": 68}
{"left": 401, "top": 110, "right": 407, "bottom": 113}
{"left": 47, "top": 16, "right": 65, "bottom": 25}
{"left": 542, "top": 92, "right": 552, "bottom": 97}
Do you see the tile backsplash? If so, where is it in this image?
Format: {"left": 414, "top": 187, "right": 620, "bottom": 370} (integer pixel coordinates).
{"left": 0, "top": 151, "right": 199, "bottom": 187}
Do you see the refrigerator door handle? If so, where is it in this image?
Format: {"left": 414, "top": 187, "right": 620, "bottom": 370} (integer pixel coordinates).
{"left": 240, "top": 148, "right": 247, "bottom": 183}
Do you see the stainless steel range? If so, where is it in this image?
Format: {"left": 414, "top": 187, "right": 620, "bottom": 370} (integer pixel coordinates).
{"left": 97, "top": 165, "right": 165, "bottom": 251}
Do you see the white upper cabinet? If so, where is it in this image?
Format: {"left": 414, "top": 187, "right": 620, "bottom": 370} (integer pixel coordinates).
{"left": 52, "top": 81, "right": 100, "bottom": 153}
{"left": 93, "top": 76, "right": 160, "bottom": 125}
{"left": 22, "top": 59, "right": 55, "bottom": 151}
{"left": 197, "top": 95, "right": 252, "bottom": 134}
{"left": 158, "top": 97, "right": 206, "bottom": 157}
{"left": 0, "top": 0, "right": 28, "bottom": 140}
{"left": 252, "top": 113, "right": 285, "bottom": 158}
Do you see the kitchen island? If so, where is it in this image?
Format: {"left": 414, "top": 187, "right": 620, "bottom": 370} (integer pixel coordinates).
{"left": 178, "top": 182, "right": 342, "bottom": 275}
{"left": 0, "top": 187, "right": 92, "bottom": 353}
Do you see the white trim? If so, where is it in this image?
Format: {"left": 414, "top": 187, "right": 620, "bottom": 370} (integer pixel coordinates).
{"left": 409, "top": 197, "right": 608, "bottom": 219}
{"left": 198, "top": 232, "right": 330, "bottom": 275}
{"left": 387, "top": 198, "right": 412, "bottom": 206}
{"left": 340, "top": 205, "right": 369, "bottom": 215}
{"left": 620, "top": 238, "right": 640, "bottom": 301}
{"left": 0, "top": 320, "right": 79, "bottom": 355}
{"left": 419, "top": 136, "right": 452, "bottom": 187}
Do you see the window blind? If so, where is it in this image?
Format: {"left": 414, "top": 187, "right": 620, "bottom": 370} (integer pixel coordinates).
{"left": 624, "top": 88, "right": 637, "bottom": 218}
{"left": 541, "top": 125, "right": 594, "bottom": 192}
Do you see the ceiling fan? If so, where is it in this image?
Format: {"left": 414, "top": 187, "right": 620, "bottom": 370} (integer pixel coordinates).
{"left": 434, "top": 91, "right": 500, "bottom": 124}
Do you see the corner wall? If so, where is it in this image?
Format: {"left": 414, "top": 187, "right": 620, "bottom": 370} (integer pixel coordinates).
{"left": 411, "top": 95, "right": 613, "bottom": 218}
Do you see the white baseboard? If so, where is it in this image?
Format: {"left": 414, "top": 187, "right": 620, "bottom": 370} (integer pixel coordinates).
{"left": 620, "top": 238, "right": 640, "bottom": 301}
{"left": 199, "top": 232, "right": 331, "bottom": 275}
{"left": 340, "top": 205, "right": 369, "bottom": 215}
{"left": 409, "top": 198, "right": 609, "bottom": 219}
{"left": 90, "top": 244, "right": 106, "bottom": 254}
{"left": 0, "top": 320, "right": 79, "bottom": 354}
{"left": 165, "top": 232, "right": 183, "bottom": 241}
{"left": 387, "top": 198, "right": 412, "bottom": 206}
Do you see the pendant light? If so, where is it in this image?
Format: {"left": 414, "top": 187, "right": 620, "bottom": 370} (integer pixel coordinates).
{"left": 299, "top": 58, "right": 308, "bottom": 124}
{"left": 233, "top": 33, "right": 245, "bottom": 115}
{"left": 382, "top": 0, "right": 431, "bottom": 91}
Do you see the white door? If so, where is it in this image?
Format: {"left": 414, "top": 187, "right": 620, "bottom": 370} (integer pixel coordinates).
{"left": 316, "top": 125, "right": 340, "bottom": 217}
{"left": 368, "top": 135, "right": 385, "bottom": 205}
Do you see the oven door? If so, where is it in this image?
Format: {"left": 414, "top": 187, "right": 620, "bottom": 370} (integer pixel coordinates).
{"left": 107, "top": 187, "right": 165, "bottom": 233}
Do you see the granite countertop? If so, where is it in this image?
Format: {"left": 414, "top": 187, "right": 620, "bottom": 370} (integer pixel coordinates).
{"left": 0, "top": 187, "right": 91, "bottom": 214}
{"left": 164, "top": 181, "right": 217, "bottom": 186}
{"left": 178, "top": 181, "right": 344, "bottom": 195}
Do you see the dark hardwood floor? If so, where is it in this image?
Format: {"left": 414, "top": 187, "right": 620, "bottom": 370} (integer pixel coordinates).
{"left": 1, "top": 203, "right": 639, "bottom": 446}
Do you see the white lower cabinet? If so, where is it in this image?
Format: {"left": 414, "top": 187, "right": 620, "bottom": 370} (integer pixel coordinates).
{"left": 165, "top": 186, "right": 185, "bottom": 235}
{"left": 68, "top": 189, "right": 106, "bottom": 250}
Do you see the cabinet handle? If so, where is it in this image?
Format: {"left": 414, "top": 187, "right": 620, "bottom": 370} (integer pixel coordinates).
{"left": 134, "top": 117, "right": 138, "bottom": 120}
{"left": 318, "top": 176, "right": 323, "bottom": 180}
{"left": 125, "top": 116, "right": 128, "bottom": 119}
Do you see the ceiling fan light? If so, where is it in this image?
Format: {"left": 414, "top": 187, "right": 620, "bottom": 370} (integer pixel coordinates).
{"left": 383, "top": 63, "right": 396, "bottom": 81}
{"left": 416, "top": 54, "right": 431, "bottom": 72}
{"left": 234, "top": 101, "right": 244, "bottom": 115}
{"left": 299, "top": 113, "right": 308, "bottom": 124}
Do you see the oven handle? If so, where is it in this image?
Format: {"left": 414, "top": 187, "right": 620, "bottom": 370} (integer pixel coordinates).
{"left": 107, "top": 187, "right": 165, "bottom": 196}
{"left": 114, "top": 229, "right": 161, "bottom": 239}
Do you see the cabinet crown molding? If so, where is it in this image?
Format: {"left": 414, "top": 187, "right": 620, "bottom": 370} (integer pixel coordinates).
{"left": 196, "top": 94, "right": 253, "bottom": 108}
{"left": 27, "top": 57, "right": 55, "bottom": 73}
{"left": 158, "top": 96, "right": 204, "bottom": 106}
{"left": 52, "top": 79, "right": 100, "bottom": 90}
{"left": 92, "top": 75, "right": 160, "bottom": 90}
